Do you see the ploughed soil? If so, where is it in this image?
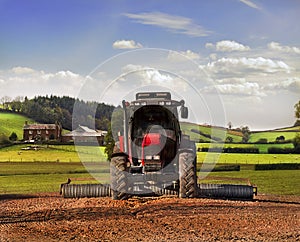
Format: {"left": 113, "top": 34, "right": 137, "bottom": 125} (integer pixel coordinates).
{"left": 0, "top": 193, "right": 299, "bottom": 242}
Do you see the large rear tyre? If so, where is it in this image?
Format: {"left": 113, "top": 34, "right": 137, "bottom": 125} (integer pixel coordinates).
{"left": 179, "top": 150, "right": 197, "bottom": 198}
{"left": 110, "top": 153, "right": 130, "bottom": 200}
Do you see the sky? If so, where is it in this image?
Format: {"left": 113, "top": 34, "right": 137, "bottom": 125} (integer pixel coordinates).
{"left": 0, "top": 0, "right": 299, "bottom": 130}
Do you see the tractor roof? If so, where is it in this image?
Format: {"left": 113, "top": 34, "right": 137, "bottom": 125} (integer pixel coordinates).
{"left": 130, "top": 92, "right": 183, "bottom": 107}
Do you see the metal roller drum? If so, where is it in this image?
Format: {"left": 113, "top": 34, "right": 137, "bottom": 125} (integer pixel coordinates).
{"left": 61, "top": 184, "right": 111, "bottom": 198}
{"left": 60, "top": 183, "right": 257, "bottom": 199}
{"left": 198, "top": 184, "right": 257, "bottom": 200}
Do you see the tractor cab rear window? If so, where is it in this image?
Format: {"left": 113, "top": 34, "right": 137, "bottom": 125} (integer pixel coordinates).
{"left": 130, "top": 105, "right": 178, "bottom": 138}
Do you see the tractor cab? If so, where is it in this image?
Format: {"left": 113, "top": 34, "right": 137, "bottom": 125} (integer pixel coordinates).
{"left": 120, "top": 92, "right": 188, "bottom": 172}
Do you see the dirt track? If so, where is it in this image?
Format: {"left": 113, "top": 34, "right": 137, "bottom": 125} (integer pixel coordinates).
{"left": 0, "top": 193, "right": 299, "bottom": 242}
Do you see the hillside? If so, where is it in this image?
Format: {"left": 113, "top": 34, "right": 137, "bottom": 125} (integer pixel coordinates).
{"left": 1, "top": 111, "right": 299, "bottom": 144}
{"left": 249, "top": 130, "right": 299, "bottom": 143}
{"left": 180, "top": 122, "right": 243, "bottom": 143}
{"left": 180, "top": 122, "right": 300, "bottom": 143}
{"left": 0, "top": 112, "right": 34, "bottom": 140}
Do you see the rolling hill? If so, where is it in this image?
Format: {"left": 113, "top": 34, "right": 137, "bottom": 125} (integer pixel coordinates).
{"left": 0, "top": 111, "right": 299, "bottom": 143}
{"left": 0, "top": 112, "right": 34, "bottom": 140}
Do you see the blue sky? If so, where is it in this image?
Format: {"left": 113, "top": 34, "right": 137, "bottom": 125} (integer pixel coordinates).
{"left": 0, "top": 0, "right": 300, "bottom": 130}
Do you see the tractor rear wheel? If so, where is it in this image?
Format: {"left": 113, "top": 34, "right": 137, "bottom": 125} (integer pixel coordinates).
{"left": 110, "top": 154, "right": 130, "bottom": 200}
{"left": 179, "top": 150, "right": 197, "bottom": 198}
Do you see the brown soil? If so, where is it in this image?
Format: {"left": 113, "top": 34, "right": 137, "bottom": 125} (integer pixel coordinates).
{"left": 0, "top": 193, "right": 299, "bottom": 242}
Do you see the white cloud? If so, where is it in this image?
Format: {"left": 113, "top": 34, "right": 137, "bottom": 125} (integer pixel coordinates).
{"left": 0, "top": 67, "right": 86, "bottom": 98}
{"left": 167, "top": 50, "right": 200, "bottom": 61}
{"left": 264, "top": 77, "right": 300, "bottom": 93}
{"left": 218, "top": 82, "right": 264, "bottom": 96}
{"left": 121, "top": 64, "right": 188, "bottom": 91}
{"left": 216, "top": 40, "right": 250, "bottom": 52}
{"left": 124, "top": 12, "right": 212, "bottom": 37}
{"left": 205, "top": 43, "right": 214, "bottom": 49}
{"left": 203, "top": 76, "right": 265, "bottom": 97}
{"left": 239, "top": 0, "right": 261, "bottom": 10}
{"left": 11, "top": 66, "right": 36, "bottom": 75}
{"left": 112, "top": 40, "right": 143, "bottom": 49}
{"left": 209, "top": 53, "right": 218, "bottom": 61}
{"left": 268, "top": 42, "right": 300, "bottom": 54}
{"left": 205, "top": 57, "right": 291, "bottom": 74}
{"left": 206, "top": 40, "right": 250, "bottom": 52}
{"left": 216, "top": 77, "right": 246, "bottom": 84}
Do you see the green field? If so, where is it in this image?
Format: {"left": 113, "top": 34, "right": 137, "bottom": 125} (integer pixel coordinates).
{"left": 0, "top": 112, "right": 34, "bottom": 139}
{"left": 180, "top": 122, "right": 242, "bottom": 143}
{"left": 197, "top": 152, "right": 300, "bottom": 164}
{"left": 0, "top": 162, "right": 110, "bottom": 194}
{"left": 1, "top": 112, "right": 299, "bottom": 144}
{"left": 0, "top": 144, "right": 107, "bottom": 162}
{"left": 199, "top": 169, "right": 300, "bottom": 196}
{"left": 0, "top": 112, "right": 299, "bottom": 196}
{"left": 197, "top": 142, "right": 295, "bottom": 154}
{"left": 0, "top": 162, "right": 299, "bottom": 196}
{"left": 249, "top": 131, "right": 298, "bottom": 143}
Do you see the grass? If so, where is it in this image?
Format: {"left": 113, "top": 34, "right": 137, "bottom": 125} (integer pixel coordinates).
{"left": 198, "top": 152, "right": 300, "bottom": 164}
{"left": 0, "top": 162, "right": 298, "bottom": 196}
{"left": 199, "top": 169, "right": 300, "bottom": 196}
{"left": 197, "top": 142, "right": 295, "bottom": 154}
{"left": 0, "top": 162, "right": 110, "bottom": 194}
{"left": 0, "top": 144, "right": 107, "bottom": 162}
{"left": 249, "top": 131, "right": 298, "bottom": 143}
{"left": 0, "top": 142, "right": 299, "bottom": 196}
{"left": 0, "top": 112, "right": 34, "bottom": 139}
{"left": 180, "top": 122, "right": 242, "bottom": 143}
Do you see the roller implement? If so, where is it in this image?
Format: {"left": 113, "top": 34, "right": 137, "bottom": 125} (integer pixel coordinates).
{"left": 61, "top": 92, "right": 257, "bottom": 200}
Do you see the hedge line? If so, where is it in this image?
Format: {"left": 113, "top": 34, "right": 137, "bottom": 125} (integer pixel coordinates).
{"left": 268, "top": 147, "right": 300, "bottom": 154}
{"left": 198, "top": 146, "right": 300, "bottom": 154}
{"left": 255, "top": 163, "right": 300, "bottom": 170}
{"left": 199, "top": 147, "right": 259, "bottom": 153}
{"left": 198, "top": 165, "right": 240, "bottom": 172}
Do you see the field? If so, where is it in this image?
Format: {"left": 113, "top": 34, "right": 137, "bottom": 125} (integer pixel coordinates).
{"left": 1, "top": 115, "right": 300, "bottom": 241}
{"left": 249, "top": 131, "right": 298, "bottom": 143}
{"left": 0, "top": 112, "right": 34, "bottom": 139}
{"left": 0, "top": 144, "right": 107, "bottom": 162}
{"left": 0, "top": 149, "right": 299, "bottom": 196}
{"left": 197, "top": 142, "right": 295, "bottom": 153}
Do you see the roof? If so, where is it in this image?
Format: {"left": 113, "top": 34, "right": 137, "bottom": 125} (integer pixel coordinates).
{"left": 62, "top": 125, "right": 107, "bottom": 137}
{"left": 23, "top": 124, "right": 59, "bottom": 130}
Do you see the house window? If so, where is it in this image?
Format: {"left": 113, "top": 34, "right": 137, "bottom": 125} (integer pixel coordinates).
{"left": 37, "top": 130, "right": 41, "bottom": 134}
{"left": 46, "top": 130, "right": 49, "bottom": 134}
{"left": 29, "top": 130, "right": 33, "bottom": 134}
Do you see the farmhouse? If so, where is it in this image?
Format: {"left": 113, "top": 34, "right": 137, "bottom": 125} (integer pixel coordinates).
{"left": 61, "top": 125, "right": 107, "bottom": 145}
{"left": 23, "top": 121, "right": 62, "bottom": 141}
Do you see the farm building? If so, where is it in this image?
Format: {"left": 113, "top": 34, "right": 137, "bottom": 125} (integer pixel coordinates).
{"left": 61, "top": 125, "right": 107, "bottom": 145}
{"left": 23, "top": 122, "right": 62, "bottom": 141}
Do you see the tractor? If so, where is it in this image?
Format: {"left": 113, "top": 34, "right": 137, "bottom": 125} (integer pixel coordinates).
{"left": 60, "top": 92, "right": 257, "bottom": 200}
{"left": 110, "top": 92, "right": 197, "bottom": 199}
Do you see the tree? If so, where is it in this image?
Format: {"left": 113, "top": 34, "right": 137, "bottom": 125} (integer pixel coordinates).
{"left": 295, "top": 100, "right": 300, "bottom": 126}
{"left": 276, "top": 135, "right": 285, "bottom": 143}
{"left": 227, "top": 121, "right": 232, "bottom": 130}
{"left": 0, "top": 96, "right": 12, "bottom": 110}
{"left": 9, "top": 132, "right": 18, "bottom": 141}
{"left": 293, "top": 133, "right": 300, "bottom": 149}
{"left": 104, "top": 124, "right": 115, "bottom": 161}
{"left": 0, "top": 134, "right": 11, "bottom": 145}
{"left": 225, "top": 136, "right": 233, "bottom": 143}
{"left": 241, "top": 126, "right": 250, "bottom": 143}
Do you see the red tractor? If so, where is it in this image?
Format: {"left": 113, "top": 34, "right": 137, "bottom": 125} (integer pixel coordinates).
{"left": 60, "top": 92, "right": 257, "bottom": 200}
{"left": 110, "top": 92, "right": 197, "bottom": 200}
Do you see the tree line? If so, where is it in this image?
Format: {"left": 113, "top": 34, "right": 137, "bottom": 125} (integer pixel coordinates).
{"left": 0, "top": 95, "right": 115, "bottom": 131}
